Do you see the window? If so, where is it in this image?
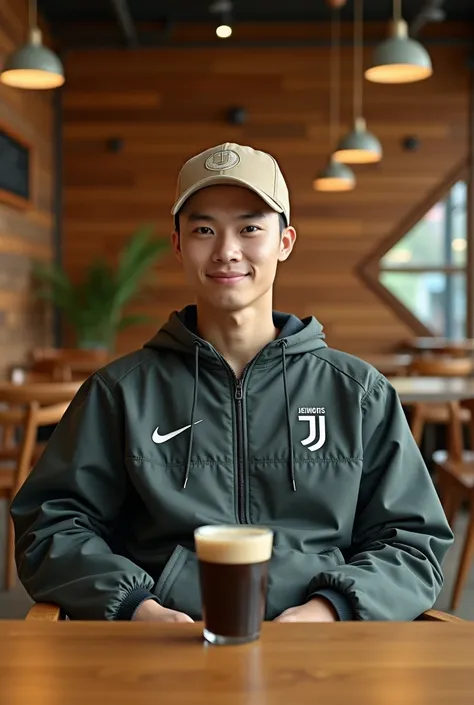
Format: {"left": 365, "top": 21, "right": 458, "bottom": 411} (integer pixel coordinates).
{"left": 379, "top": 181, "right": 467, "bottom": 339}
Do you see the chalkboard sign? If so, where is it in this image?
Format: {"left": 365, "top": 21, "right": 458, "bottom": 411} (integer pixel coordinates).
{"left": 0, "top": 126, "right": 32, "bottom": 209}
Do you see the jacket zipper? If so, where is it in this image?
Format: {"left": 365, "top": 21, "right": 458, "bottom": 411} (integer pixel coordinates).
{"left": 211, "top": 351, "right": 259, "bottom": 524}
{"left": 228, "top": 361, "right": 252, "bottom": 525}
{"left": 235, "top": 376, "right": 246, "bottom": 523}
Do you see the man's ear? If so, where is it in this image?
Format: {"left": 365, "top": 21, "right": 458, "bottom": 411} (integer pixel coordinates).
{"left": 171, "top": 230, "right": 183, "bottom": 264}
{"left": 278, "top": 226, "right": 297, "bottom": 262}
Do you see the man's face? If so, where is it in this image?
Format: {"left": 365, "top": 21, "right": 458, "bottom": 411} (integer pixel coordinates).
{"left": 172, "top": 185, "right": 296, "bottom": 313}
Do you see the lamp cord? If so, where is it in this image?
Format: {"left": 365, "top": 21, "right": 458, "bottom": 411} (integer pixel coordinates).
{"left": 29, "top": 0, "right": 37, "bottom": 29}
{"left": 330, "top": 8, "right": 341, "bottom": 149}
{"left": 393, "top": 0, "right": 402, "bottom": 22}
{"left": 353, "top": 0, "right": 363, "bottom": 123}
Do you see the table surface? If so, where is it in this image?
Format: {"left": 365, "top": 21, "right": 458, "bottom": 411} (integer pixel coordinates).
{"left": 389, "top": 375, "right": 474, "bottom": 403}
{"left": 408, "top": 337, "right": 474, "bottom": 351}
{"left": 362, "top": 353, "right": 413, "bottom": 375}
{"left": 1, "top": 621, "right": 473, "bottom": 705}
{"left": 0, "top": 380, "right": 82, "bottom": 403}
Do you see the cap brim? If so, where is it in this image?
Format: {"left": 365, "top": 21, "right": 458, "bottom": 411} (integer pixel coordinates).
{"left": 171, "top": 175, "right": 284, "bottom": 217}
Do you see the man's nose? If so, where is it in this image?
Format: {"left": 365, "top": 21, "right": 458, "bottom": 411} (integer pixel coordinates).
{"left": 212, "top": 234, "right": 243, "bottom": 262}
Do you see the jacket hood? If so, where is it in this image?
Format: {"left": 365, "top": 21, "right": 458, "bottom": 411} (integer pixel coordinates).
{"left": 144, "top": 304, "right": 327, "bottom": 361}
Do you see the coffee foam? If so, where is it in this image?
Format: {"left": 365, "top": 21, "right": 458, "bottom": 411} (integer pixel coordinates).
{"left": 194, "top": 525, "right": 273, "bottom": 565}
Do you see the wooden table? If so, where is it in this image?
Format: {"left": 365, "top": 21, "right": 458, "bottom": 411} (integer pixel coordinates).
{"left": 362, "top": 354, "right": 413, "bottom": 376}
{"left": 0, "top": 621, "right": 473, "bottom": 705}
{"left": 389, "top": 376, "right": 474, "bottom": 404}
{"left": 406, "top": 337, "right": 474, "bottom": 354}
{"left": 0, "top": 380, "right": 82, "bottom": 403}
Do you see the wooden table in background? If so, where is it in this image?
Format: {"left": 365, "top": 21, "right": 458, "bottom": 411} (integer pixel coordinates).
{"left": 389, "top": 376, "right": 474, "bottom": 404}
{"left": 0, "top": 621, "right": 473, "bottom": 705}
{"left": 362, "top": 354, "right": 413, "bottom": 376}
{"left": 406, "top": 338, "right": 474, "bottom": 354}
{"left": 0, "top": 380, "right": 82, "bottom": 403}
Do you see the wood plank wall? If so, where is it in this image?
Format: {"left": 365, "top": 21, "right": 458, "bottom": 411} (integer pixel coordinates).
{"left": 62, "top": 23, "right": 471, "bottom": 356}
{"left": 0, "top": 0, "right": 55, "bottom": 378}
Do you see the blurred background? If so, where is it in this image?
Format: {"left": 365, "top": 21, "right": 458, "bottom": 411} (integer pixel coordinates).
{"left": 0, "top": 0, "right": 472, "bottom": 367}
{"left": 0, "top": 0, "right": 473, "bottom": 618}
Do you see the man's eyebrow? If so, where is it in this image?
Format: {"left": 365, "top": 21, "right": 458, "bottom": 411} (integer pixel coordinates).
{"left": 185, "top": 212, "right": 217, "bottom": 222}
{"left": 184, "top": 211, "right": 269, "bottom": 222}
{"left": 238, "top": 211, "right": 268, "bottom": 220}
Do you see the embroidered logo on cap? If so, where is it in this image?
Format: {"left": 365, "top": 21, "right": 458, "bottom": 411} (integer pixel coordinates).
{"left": 205, "top": 149, "right": 240, "bottom": 171}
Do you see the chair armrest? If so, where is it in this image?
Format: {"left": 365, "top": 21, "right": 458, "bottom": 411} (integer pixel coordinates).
{"left": 417, "top": 609, "right": 464, "bottom": 623}
{"left": 26, "top": 603, "right": 62, "bottom": 621}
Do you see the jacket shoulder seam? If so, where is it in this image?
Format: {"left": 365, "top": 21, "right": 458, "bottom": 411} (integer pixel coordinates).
{"left": 102, "top": 353, "right": 157, "bottom": 390}
{"left": 308, "top": 351, "right": 373, "bottom": 393}
{"left": 360, "top": 374, "right": 386, "bottom": 408}
{"left": 94, "top": 371, "right": 118, "bottom": 403}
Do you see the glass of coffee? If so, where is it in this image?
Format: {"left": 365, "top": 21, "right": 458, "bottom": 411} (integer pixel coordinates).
{"left": 194, "top": 525, "right": 273, "bottom": 645}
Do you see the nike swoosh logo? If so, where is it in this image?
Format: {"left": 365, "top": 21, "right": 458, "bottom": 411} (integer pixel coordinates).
{"left": 152, "top": 420, "right": 203, "bottom": 445}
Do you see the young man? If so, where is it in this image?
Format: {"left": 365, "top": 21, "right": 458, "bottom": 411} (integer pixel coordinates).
{"left": 11, "top": 143, "right": 453, "bottom": 622}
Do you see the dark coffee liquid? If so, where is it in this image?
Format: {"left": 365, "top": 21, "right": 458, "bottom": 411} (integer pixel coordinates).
{"left": 198, "top": 559, "right": 269, "bottom": 638}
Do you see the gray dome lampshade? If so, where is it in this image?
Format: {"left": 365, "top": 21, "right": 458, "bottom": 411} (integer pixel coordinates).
{"left": 365, "top": 19, "right": 432, "bottom": 84}
{"left": 334, "top": 117, "right": 383, "bottom": 164}
{"left": 313, "top": 158, "right": 356, "bottom": 192}
{"left": 0, "top": 28, "right": 64, "bottom": 89}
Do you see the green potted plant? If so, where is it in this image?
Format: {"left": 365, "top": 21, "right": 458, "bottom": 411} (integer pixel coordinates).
{"left": 32, "top": 225, "right": 169, "bottom": 352}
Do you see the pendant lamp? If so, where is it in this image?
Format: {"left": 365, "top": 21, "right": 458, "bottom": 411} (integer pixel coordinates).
{"left": 314, "top": 7, "right": 356, "bottom": 193}
{"left": 210, "top": 1, "right": 233, "bottom": 39}
{"left": 334, "top": 0, "right": 382, "bottom": 164}
{"left": 0, "top": 0, "right": 64, "bottom": 90}
{"left": 365, "top": 0, "right": 432, "bottom": 84}
{"left": 313, "top": 157, "right": 356, "bottom": 192}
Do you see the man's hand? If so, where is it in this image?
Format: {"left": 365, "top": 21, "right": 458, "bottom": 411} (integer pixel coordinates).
{"left": 274, "top": 597, "right": 338, "bottom": 623}
{"left": 132, "top": 598, "right": 194, "bottom": 623}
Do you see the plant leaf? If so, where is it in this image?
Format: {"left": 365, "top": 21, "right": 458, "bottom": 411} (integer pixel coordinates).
{"left": 31, "top": 260, "right": 76, "bottom": 312}
{"left": 117, "top": 313, "right": 156, "bottom": 332}
{"left": 114, "top": 225, "right": 169, "bottom": 309}
{"left": 30, "top": 224, "right": 169, "bottom": 349}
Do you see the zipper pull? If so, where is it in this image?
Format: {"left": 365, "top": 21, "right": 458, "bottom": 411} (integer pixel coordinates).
{"left": 235, "top": 379, "right": 243, "bottom": 400}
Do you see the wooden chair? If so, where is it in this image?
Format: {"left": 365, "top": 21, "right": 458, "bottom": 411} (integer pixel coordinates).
{"left": 433, "top": 397, "right": 474, "bottom": 611}
{"left": 24, "top": 603, "right": 463, "bottom": 623}
{"left": 0, "top": 383, "right": 78, "bottom": 590}
{"left": 29, "top": 347, "right": 110, "bottom": 382}
{"left": 415, "top": 609, "right": 464, "bottom": 623}
{"left": 409, "top": 356, "right": 474, "bottom": 377}
{"left": 407, "top": 356, "right": 473, "bottom": 452}
{"left": 26, "top": 603, "right": 62, "bottom": 621}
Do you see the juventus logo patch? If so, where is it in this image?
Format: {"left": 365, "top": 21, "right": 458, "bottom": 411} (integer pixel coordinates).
{"left": 298, "top": 407, "right": 326, "bottom": 452}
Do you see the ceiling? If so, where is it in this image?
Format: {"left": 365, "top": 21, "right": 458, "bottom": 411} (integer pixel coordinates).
{"left": 37, "top": 1, "right": 474, "bottom": 48}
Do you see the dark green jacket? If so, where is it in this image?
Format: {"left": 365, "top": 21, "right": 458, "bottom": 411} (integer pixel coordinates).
{"left": 11, "top": 306, "right": 453, "bottom": 621}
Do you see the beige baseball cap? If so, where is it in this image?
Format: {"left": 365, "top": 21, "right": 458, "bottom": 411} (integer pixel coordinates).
{"left": 171, "top": 142, "right": 290, "bottom": 224}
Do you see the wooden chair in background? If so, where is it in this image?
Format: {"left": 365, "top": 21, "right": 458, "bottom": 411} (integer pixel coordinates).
{"left": 0, "top": 383, "right": 77, "bottom": 590}
{"left": 433, "top": 397, "right": 474, "bottom": 611}
{"left": 29, "top": 347, "right": 110, "bottom": 382}
{"left": 407, "top": 356, "right": 473, "bottom": 452}
{"left": 408, "top": 356, "right": 474, "bottom": 377}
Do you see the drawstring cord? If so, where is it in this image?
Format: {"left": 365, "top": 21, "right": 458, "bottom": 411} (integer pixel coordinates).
{"left": 183, "top": 339, "right": 296, "bottom": 492}
{"left": 183, "top": 341, "right": 201, "bottom": 489}
{"left": 280, "top": 340, "right": 296, "bottom": 492}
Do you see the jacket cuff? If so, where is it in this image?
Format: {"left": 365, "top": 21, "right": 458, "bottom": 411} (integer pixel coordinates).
{"left": 115, "top": 588, "right": 160, "bottom": 621}
{"left": 309, "top": 589, "right": 355, "bottom": 621}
